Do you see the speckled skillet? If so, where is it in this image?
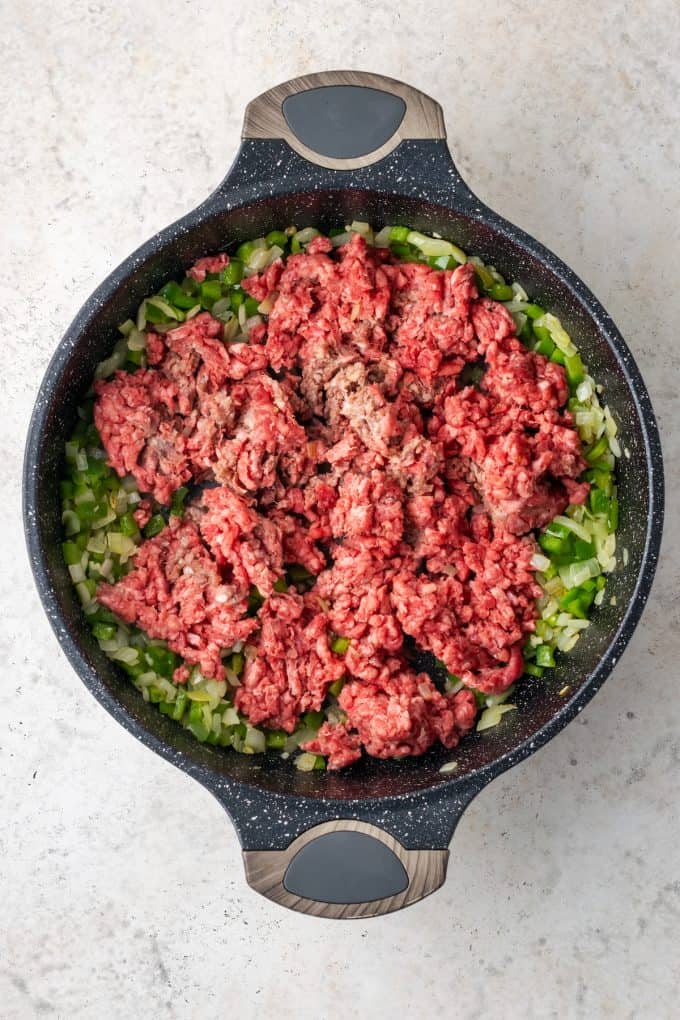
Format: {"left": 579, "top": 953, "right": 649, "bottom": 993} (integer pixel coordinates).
{"left": 23, "top": 72, "right": 664, "bottom": 919}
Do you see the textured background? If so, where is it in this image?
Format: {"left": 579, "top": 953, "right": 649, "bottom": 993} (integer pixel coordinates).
{"left": 1, "top": 2, "right": 678, "bottom": 1017}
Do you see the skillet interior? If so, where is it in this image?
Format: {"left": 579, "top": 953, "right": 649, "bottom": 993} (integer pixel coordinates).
{"left": 25, "top": 184, "right": 661, "bottom": 803}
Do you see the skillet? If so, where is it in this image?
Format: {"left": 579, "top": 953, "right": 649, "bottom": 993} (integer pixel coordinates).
{"left": 23, "top": 71, "right": 664, "bottom": 918}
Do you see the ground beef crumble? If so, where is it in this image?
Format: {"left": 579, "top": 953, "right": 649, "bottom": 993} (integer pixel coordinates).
{"left": 94, "top": 236, "right": 588, "bottom": 767}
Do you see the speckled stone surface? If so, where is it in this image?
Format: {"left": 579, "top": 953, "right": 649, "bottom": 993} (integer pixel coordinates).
{"left": 2, "top": 2, "right": 679, "bottom": 1017}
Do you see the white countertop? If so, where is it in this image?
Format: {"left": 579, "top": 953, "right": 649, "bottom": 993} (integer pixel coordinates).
{"left": 2, "top": 2, "right": 678, "bottom": 1017}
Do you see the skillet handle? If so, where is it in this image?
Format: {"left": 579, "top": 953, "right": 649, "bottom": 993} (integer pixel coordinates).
{"left": 242, "top": 70, "right": 446, "bottom": 171}
{"left": 242, "top": 819, "right": 449, "bottom": 919}
{"left": 214, "top": 781, "right": 480, "bottom": 919}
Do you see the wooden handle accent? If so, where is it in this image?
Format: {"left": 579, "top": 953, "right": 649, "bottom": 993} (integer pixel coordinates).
{"left": 242, "top": 819, "right": 449, "bottom": 919}
{"left": 242, "top": 70, "right": 446, "bottom": 171}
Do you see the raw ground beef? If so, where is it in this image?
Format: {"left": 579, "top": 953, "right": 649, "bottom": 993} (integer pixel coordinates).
{"left": 234, "top": 592, "right": 344, "bottom": 732}
{"left": 94, "top": 234, "right": 589, "bottom": 767}
{"left": 97, "top": 517, "right": 257, "bottom": 681}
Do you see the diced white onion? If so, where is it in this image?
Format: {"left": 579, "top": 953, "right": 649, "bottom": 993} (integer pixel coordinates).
{"left": 552, "top": 515, "right": 592, "bottom": 543}
{"left": 556, "top": 614, "right": 590, "bottom": 630}
{"left": 126, "top": 328, "right": 147, "bottom": 351}
{"left": 110, "top": 647, "right": 139, "bottom": 665}
{"left": 476, "top": 704, "right": 516, "bottom": 732}
{"left": 531, "top": 552, "right": 551, "bottom": 572}
{"left": 558, "top": 558, "right": 601, "bottom": 589}
{"left": 406, "top": 230, "right": 466, "bottom": 263}
{"left": 556, "top": 632, "right": 580, "bottom": 653}
{"left": 485, "top": 685, "right": 515, "bottom": 707}
{"left": 294, "top": 227, "right": 320, "bottom": 245}
{"left": 603, "top": 405, "right": 618, "bottom": 437}
{"left": 76, "top": 582, "right": 93, "bottom": 606}
{"left": 95, "top": 338, "right": 129, "bottom": 379}
{"left": 61, "top": 510, "right": 80, "bottom": 536}
{"left": 247, "top": 247, "right": 275, "bottom": 272}
{"left": 98, "top": 638, "right": 122, "bottom": 653}
{"left": 245, "top": 727, "right": 266, "bottom": 753}
{"left": 244, "top": 314, "right": 262, "bottom": 335}
{"left": 147, "top": 296, "right": 181, "bottom": 320}
{"left": 609, "top": 435, "right": 622, "bottom": 457}
{"left": 107, "top": 532, "right": 137, "bottom": 560}
{"left": 535, "top": 313, "right": 577, "bottom": 356}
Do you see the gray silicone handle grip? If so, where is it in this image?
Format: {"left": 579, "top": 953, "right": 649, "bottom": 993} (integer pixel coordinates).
{"left": 242, "top": 820, "right": 448, "bottom": 919}
{"left": 242, "top": 70, "right": 446, "bottom": 171}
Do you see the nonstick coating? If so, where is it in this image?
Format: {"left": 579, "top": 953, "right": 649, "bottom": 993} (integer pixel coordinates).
{"left": 24, "top": 138, "right": 664, "bottom": 814}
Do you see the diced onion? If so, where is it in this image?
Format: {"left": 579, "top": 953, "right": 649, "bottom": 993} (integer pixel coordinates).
{"left": 210, "top": 297, "right": 232, "bottom": 318}
{"left": 295, "top": 752, "right": 318, "bottom": 772}
{"left": 86, "top": 533, "right": 107, "bottom": 555}
{"left": 294, "top": 227, "right": 320, "bottom": 246}
{"left": 110, "top": 647, "right": 139, "bottom": 665}
{"left": 603, "top": 406, "right": 618, "bottom": 437}
{"left": 107, "top": 532, "right": 137, "bottom": 560}
{"left": 244, "top": 314, "right": 262, "bottom": 335}
{"left": 477, "top": 704, "right": 516, "bottom": 732}
{"left": 98, "top": 557, "right": 113, "bottom": 579}
{"left": 187, "top": 689, "right": 212, "bottom": 703}
{"left": 147, "top": 296, "right": 181, "bottom": 320}
{"left": 609, "top": 435, "right": 622, "bottom": 457}
{"left": 61, "top": 510, "right": 80, "bottom": 536}
{"left": 223, "top": 317, "right": 240, "bottom": 343}
{"left": 535, "top": 313, "right": 576, "bottom": 355}
{"left": 95, "top": 338, "right": 129, "bottom": 379}
{"left": 98, "top": 638, "right": 122, "bottom": 653}
{"left": 406, "top": 230, "right": 466, "bottom": 263}
{"left": 552, "top": 515, "right": 592, "bottom": 543}
{"left": 439, "top": 761, "right": 459, "bottom": 774}
{"left": 245, "top": 727, "right": 266, "bottom": 753}
{"left": 531, "top": 552, "right": 551, "bottom": 572}
{"left": 330, "top": 231, "right": 353, "bottom": 247}
{"left": 247, "top": 247, "right": 276, "bottom": 272}
{"left": 556, "top": 632, "right": 580, "bottom": 653}
{"left": 76, "top": 581, "right": 93, "bottom": 606}
{"left": 556, "top": 614, "right": 590, "bottom": 630}
{"left": 485, "top": 685, "right": 515, "bottom": 708}
{"left": 558, "top": 558, "right": 601, "bottom": 589}
{"left": 126, "top": 328, "right": 147, "bottom": 351}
